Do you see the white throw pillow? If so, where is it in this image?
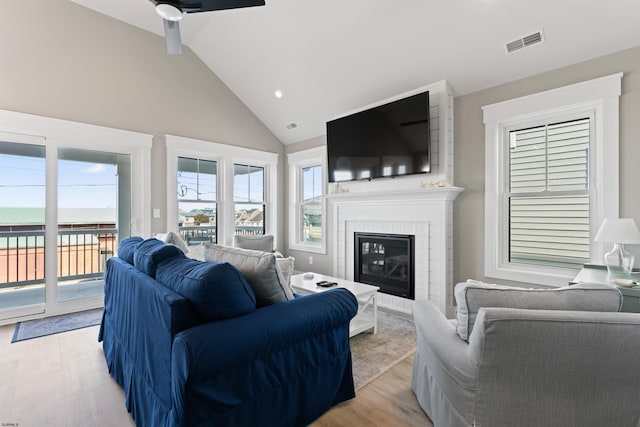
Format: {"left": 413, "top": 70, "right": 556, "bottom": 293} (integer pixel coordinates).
{"left": 186, "top": 244, "right": 205, "bottom": 262}
{"left": 154, "top": 231, "right": 189, "bottom": 254}
{"left": 275, "top": 256, "right": 295, "bottom": 293}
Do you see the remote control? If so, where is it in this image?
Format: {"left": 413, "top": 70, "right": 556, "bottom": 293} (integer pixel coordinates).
{"left": 317, "top": 281, "right": 337, "bottom": 287}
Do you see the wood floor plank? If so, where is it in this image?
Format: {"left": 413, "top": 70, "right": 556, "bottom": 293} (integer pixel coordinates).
{"left": 0, "top": 323, "right": 432, "bottom": 426}
{"left": 312, "top": 355, "right": 433, "bottom": 427}
{"left": 0, "top": 324, "right": 135, "bottom": 427}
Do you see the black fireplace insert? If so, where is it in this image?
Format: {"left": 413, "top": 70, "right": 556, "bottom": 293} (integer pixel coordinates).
{"left": 354, "top": 232, "right": 415, "bottom": 299}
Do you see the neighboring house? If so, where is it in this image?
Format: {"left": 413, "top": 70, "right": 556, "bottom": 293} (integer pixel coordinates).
{"left": 235, "top": 208, "right": 263, "bottom": 227}
{"left": 180, "top": 209, "right": 216, "bottom": 227}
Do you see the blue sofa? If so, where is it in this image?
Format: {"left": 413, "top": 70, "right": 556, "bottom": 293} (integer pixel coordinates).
{"left": 99, "top": 237, "right": 358, "bottom": 427}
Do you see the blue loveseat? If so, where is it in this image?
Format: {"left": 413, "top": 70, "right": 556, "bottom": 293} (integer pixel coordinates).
{"left": 99, "top": 237, "right": 358, "bottom": 427}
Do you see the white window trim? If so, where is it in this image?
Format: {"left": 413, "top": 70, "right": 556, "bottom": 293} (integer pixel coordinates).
{"left": 166, "top": 135, "right": 278, "bottom": 248}
{"left": 287, "top": 146, "right": 327, "bottom": 254}
{"left": 0, "top": 109, "right": 152, "bottom": 321}
{"left": 482, "top": 73, "right": 622, "bottom": 286}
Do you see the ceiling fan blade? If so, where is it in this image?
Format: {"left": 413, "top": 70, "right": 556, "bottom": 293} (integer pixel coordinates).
{"left": 196, "top": 0, "right": 265, "bottom": 12}
{"left": 163, "top": 19, "right": 182, "bottom": 55}
{"left": 149, "top": 0, "right": 265, "bottom": 14}
{"left": 152, "top": 0, "right": 265, "bottom": 55}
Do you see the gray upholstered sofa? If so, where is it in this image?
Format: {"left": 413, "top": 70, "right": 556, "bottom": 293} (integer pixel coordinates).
{"left": 411, "top": 281, "right": 640, "bottom": 427}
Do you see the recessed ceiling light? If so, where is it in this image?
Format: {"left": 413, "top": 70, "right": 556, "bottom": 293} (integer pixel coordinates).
{"left": 274, "top": 89, "right": 283, "bottom": 99}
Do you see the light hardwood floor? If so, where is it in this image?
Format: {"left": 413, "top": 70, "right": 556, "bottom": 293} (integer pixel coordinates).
{"left": 0, "top": 324, "right": 135, "bottom": 427}
{"left": 312, "top": 354, "right": 433, "bottom": 427}
{"left": 0, "top": 323, "right": 433, "bottom": 426}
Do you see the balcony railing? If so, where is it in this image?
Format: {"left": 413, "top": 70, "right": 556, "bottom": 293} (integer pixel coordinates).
{"left": 1, "top": 225, "right": 264, "bottom": 290}
{"left": 0, "top": 228, "right": 117, "bottom": 290}
{"left": 179, "top": 225, "right": 264, "bottom": 246}
{"left": 235, "top": 225, "right": 265, "bottom": 236}
{"left": 180, "top": 226, "right": 217, "bottom": 245}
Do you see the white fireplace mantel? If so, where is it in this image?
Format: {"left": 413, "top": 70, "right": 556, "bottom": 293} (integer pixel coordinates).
{"left": 326, "top": 80, "right": 458, "bottom": 316}
{"left": 327, "top": 186, "right": 463, "bottom": 204}
{"left": 329, "top": 186, "right": 463, "bottom": 317}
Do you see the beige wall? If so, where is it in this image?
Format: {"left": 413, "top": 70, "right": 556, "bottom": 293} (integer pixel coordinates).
{"left": 454, "top": 45, "right": 640, "bottom": 286}
{"left": 1, "top": 0, "right": 285, "bottom": 236}
{"left": 285, "top": 46, "right": 640, "bottom": 285}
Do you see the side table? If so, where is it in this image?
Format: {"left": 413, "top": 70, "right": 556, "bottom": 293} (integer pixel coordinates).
{"left": 572, "top": 264, "right": 640, "bottom": 313}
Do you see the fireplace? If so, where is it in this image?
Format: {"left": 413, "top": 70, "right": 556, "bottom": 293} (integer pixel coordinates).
{"left": 354, "top": 233, "right": 415, "bottom": 299}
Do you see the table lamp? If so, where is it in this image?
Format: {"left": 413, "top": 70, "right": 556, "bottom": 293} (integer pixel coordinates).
{"left": 594, "top": 218, "right": 640, "bottom": 278}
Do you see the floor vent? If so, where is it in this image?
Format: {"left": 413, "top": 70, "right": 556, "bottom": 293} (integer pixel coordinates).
{"left": 506, "top": 30, "right": 544, "bottom": 53}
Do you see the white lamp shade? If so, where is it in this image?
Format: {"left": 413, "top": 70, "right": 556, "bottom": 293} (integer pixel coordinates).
{"left": 594, "top": 218, "right": 640, "bottom": 244}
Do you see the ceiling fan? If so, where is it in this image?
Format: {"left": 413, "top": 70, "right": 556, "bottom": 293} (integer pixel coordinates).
{"left": 150, "top": 0, "right": 266, "bottom": 55}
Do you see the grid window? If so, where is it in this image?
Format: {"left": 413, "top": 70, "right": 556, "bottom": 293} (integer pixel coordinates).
{"left": 287, "top": 147, "right": 326, "bottom": 254}
{"left": 234, "top": 164, "right": 265, "bottom": 236}
{"left": 177, "top": 157, "right": 217, "bottom": 245}
{"left": 507, "top": 118, "right": 590, "bottom": 268}
{"left": 300, "top": 165, "right": 323, "bottom": 243}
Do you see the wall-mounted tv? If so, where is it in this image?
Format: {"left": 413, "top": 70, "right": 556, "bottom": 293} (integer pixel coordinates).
{"left": 326, "top": 90, "right": 431, "bottom": 183}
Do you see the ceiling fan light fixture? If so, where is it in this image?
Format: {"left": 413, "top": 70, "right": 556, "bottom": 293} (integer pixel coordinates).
{"left": 156, "top": 3, "right": 184, "bottom": 22}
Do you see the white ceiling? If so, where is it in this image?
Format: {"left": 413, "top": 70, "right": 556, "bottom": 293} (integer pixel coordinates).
{"left": 70, "top": 0, "right": 640, "bottom": 145}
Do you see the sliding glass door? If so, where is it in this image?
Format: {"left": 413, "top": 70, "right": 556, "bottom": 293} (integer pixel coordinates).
{"left": 0, "top": 141, "right": 133, "bottom": 319}
{"left": 57, "top": 147, "right": 131, "bottom": 303}
{"left": 0, "top": 113, "right": 150, "bottom": 323}
{"left": 0, "top": 141, "right": 47, "bottom": 314}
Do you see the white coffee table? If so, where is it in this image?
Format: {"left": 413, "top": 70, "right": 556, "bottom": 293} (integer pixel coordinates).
{"left": 291, "top": 273, "right": 379, "bottom": 337}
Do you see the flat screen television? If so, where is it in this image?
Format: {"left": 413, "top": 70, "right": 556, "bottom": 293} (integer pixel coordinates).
{"left": 326, "top": 90, "right": 431, "bottom": 183}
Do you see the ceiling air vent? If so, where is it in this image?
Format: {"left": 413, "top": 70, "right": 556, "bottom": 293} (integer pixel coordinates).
{"left": 506, "top": 30, "right": 544, "bottom": 53}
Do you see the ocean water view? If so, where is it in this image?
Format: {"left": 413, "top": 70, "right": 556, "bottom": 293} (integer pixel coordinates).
{"left": 0, "top": 207, "right": 117, "bottom": 226}
{"left": 0, "top": 208, "right": 117, "bottom": 250}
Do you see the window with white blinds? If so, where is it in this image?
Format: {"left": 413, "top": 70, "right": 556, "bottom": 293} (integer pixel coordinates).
{"left": 508, "top": 118, "right": 591, "bottom": 268}
{"left": 484, "top": 73, "right": 621, "bottom": 286}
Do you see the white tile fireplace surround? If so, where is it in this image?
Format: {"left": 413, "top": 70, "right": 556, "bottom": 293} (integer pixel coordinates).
{"left": 329, "top": 187, "right": 463, "bottom": 317}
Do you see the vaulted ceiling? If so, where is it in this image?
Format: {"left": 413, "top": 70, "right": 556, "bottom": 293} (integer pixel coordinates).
{"left": 70, "top": 0, "right": 640, "bottom": 145}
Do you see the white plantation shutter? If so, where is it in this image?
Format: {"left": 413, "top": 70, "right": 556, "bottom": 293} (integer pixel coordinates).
{"left": 508, "top": 118, "right": 590, "bottom": 268}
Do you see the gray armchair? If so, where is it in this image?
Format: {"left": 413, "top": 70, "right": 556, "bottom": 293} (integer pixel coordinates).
{"left": 412, "top": 282, "right": 640, "bottom": 427}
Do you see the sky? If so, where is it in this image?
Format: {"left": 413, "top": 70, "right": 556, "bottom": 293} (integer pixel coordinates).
{"left": 0, "top": 153, "right": 117, "bottom": 209}
{"left": 303, "top": 165, "right": 322, "bottom": 201}
{"left": 1, "top": 153, "right": 317, "bottom": 216}
{"left": 177, "top": 160, "right": 266, "bottom": 205}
